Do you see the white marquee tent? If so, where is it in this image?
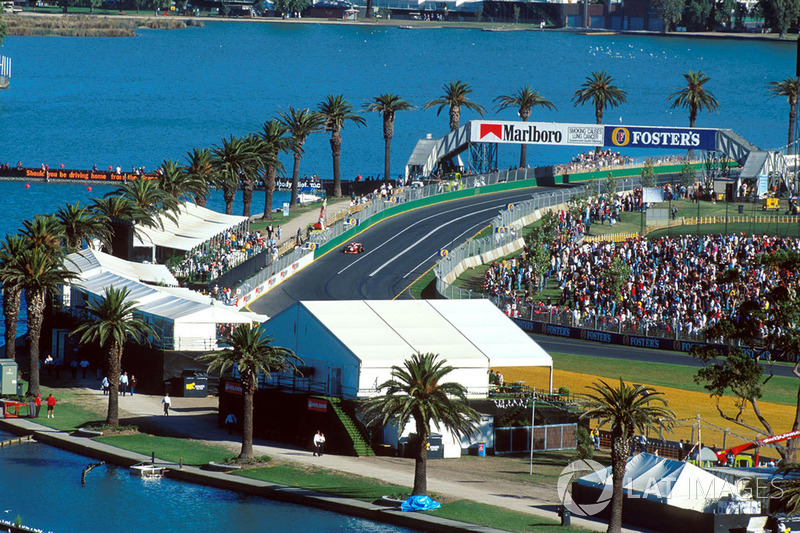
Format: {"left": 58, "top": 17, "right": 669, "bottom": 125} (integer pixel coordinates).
{"left": 133, "top": 203, "right": 248, "bottom": 253}
{"left": 261, "top": 299, "right": 553, "bottom": 399}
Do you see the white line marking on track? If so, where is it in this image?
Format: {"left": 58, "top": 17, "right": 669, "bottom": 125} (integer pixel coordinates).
{"left": 401, "top": 221, "right": 487, "bottom": 279}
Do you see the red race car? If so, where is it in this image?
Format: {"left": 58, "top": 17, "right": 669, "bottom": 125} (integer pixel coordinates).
{"left": 342, "top": 242, "right": 365, "bottom": 254}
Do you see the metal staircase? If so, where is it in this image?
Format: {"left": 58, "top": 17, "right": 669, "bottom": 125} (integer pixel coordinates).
{"left": 326, "top": 397, "right": 375, "bottom": 457}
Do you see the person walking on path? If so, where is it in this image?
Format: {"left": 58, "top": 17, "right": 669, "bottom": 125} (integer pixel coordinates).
{"left": 101, "top": 376, "right": 109, "bottom": 395}
{"left": 225, "top": 413, "right": 237, "bottom": 435}
{"left": 313, "top": 430, "right": 325, "bottom": 457}
{"left": 46, "top": 394, "right": 56, "bottom": 418}
{"left": 34, "top": 393, "right": 41, "bottom": 418}
{"left": 162, "top": 393, "right": 171, "bottom": 416}
{"left": 129, "top": 374, "right": 137, "bottom": 396}
{"left": 80, "top": 359, "right": 90, "bottom": 379}
{"left": 120, "top": 372, "right": 129, "bottom": 397}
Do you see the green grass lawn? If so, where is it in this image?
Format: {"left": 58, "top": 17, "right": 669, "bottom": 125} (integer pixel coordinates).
{"left": 28, "top": 385, "right": 107, "bottom": 433}
{"left": 552, "top": 352, "right": 797, "bottom": 406}
{"left": 94, "top": 433, "right": 234, "bottom": 466}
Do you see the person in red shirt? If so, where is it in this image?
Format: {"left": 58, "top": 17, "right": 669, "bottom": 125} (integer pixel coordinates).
{"left": 34, "top": 394, "right": 41, "bottom": 418}
{"left": 46, "top": 394, "right": 56, "bottom": 418}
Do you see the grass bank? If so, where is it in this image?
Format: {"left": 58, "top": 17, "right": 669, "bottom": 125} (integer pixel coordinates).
{"left": 2, "top": 14, "right": 188, "bottom": 37}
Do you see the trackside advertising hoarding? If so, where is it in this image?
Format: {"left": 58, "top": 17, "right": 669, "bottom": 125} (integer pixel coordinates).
{"left": 604, "top": 125, "right": 716, "bottom": 150}
{"left": 469, "top": 121, "right": 604, "bottom": 146}
{"left": 468, "top": 120, "right": 717, "bottom": 150}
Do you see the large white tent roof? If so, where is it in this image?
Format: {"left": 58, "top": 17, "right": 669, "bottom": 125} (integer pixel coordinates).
{"left": 578, "top": 453, "right": 743, "bottom": 512}
{"left": 133, "top": 203, "right": 247, "bottom": 252}
{"left": 299, "top": 300, "right": 551, "bottom": 369}
{"left": 68, "top": 248, "right": 178, "bottom": 286}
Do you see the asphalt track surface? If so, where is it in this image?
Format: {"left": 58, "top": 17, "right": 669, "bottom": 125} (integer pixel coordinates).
{"left": 248, "top": 185, "right": 565, "bottom": 317}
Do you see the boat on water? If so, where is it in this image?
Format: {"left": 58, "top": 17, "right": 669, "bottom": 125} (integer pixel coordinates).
{"left": 0, "top": 55, "right": 10, "bottom": 89}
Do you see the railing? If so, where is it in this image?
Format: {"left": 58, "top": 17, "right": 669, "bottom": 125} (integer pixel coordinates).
{"left": 494, "top": 423, "right": 577, "bottom": 454}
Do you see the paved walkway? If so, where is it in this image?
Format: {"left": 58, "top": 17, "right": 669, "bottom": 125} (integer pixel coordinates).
{"left": 38, "top": 381, "right": 644, "bottom": 532}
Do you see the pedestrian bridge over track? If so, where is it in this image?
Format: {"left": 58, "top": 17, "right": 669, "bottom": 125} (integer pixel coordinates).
{"left": 405, "top": 120, "right": 790, "bottom": 192}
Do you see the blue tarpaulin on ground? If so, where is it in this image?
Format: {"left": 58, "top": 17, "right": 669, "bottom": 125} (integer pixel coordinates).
{"left": 400, "top": 495, "right": 442, "bottom": 512}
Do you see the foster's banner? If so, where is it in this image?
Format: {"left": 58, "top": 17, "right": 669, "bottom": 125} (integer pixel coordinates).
{"left": 604, "top": 125, "right": 716, "bottom": 150}
{"left": 470, "top": 121, "right": 604, "bottom": 146}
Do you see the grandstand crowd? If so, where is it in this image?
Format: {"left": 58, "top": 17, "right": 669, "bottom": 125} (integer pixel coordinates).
{"left": 484, "top": 191, "right": 800, "bottom": 339}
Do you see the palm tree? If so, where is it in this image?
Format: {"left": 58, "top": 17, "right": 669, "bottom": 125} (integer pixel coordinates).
{"left": 0, "top": 235, "right": 27, "bottom": 361}
{"left": 17, "top": 246, "right": 76, "bottom": 396}
{"left": 212, "top": 135, "right": 256, "bottom": 215}
{"left": 111, "top": 178, "right": 180, "bottom": 228}
{"left": 423, "top": 80, "right": 486, "bottom": 132}
{"left": 768, "top": 77, "right": 800, "bottom": 155}
{"left": 278, "top": 107, "right": 324, "bottom": 207}
{"left": 240, "top": 134, "right": 264, "bottom": 218}
{"left": 184, "top": 147, "right": 214, "bottom": 207}
{"left": 258, "top": 119, "right": 290, "bottom": 221}
{"left": 495, "top": 86, "right": 557, "bottom": 167}
{"left": 318, "top": 95, "right": 366, "bottom": 198}
{"left": 580, "top": 379, "right": 676, "bottom": 533}
{"left": 72, "top": 286, "right": 157, "bottom": 426}
{"left": 55, "top": 201, "right": 111, "bottom": 251}
{"left": 363, "top": 352, "right": 480, "bottom": 496}
{"left": 363, "top": 93, "right": 415, "bottom": 185}
{"left": 21, "top": 214, "right": 64, "bottom": 251}
{"left": 668, "top": 70, "right": 720, "bottom": 128}
{"left": 573, "top": 71, "right": 627, "bottom": 126}
{"left": 202, "top": 323, "right": 301, "bottom": 461}
{"left": 770, "top": 465, "right": 800, "bottom": 516}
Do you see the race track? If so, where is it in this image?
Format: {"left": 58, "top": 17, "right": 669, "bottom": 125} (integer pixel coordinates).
{"left": 248, "top": 186, "right": 563, "bottom": 317}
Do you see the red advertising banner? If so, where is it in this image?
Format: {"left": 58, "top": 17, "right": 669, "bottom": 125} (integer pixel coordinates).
{"left": 223, "top": 380, "right": 242, "bottom": 396}
{"left": 307, "top": 398, "right": 328, "bottom": 413}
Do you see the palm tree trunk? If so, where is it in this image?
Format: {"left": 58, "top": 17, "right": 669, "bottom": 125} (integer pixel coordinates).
{"left": 240, "top": 381, "right": 255, "bottom": 460}
{"left": 195, "top": 193, "right": 207, "bottom": 208}
{"left": 788, "top": 101, "right": 796, "bottom": 156}
{"left": 242, "top": 176, "right": 254, "bottom": 218}
{"left": 107, "top": 342, "right": 122, "bottom": 426}
{"left": 3, "top": 285, "right": 21, "bottom": 361}
{"left": 331, "top": 132, "right": 343, "bottom": 197}
{"left": 262, "top": 166, "right": 276, "bottom": 221}
{"left": 384, "top": 136, "right": 392, "bottom": 186}
{"left": 520, "top": 144, "right": 527, "bottom": 169}
{"left": 449, "top": 106, "right": 461, "bottom": 132}
{"left": 412, "top": 419, "right": 428, "bottom": 495}
{"left": 608, "top": 431, "right": 630, "bottom": 533}
{"left": 595, "top": 104, "right": 603, "bottom": 153}
{"left": 25, "top": 287, "right": 46, "bottom": 397}
{"left": 223, "top": 185, "right": 236, "bottom": 215}
{"left": 290, "top": 153, "right": 301, "bottom": 207}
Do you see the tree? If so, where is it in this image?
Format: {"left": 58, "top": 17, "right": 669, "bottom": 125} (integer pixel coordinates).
{"left": 363, "top": 352, "right": 480, "bottom": 495}
{"left": 573, "top": 71, "right": 627, "bottom": 152}
{"left": 183, "top": 147, "right": 214, "bottom": 207}
{"left": 72, "top": 286, "right": 156, "bottom": 426}
{"left": 278, "top": 107, "right": 324, "bottom": 207}
{"left": 680, "top": 162, "right": 696, "bottom": 188}
{"left": 0, "top": 235, "right": 26, "bottom": 361}
{"left": 692, "top": 250, "right": 800, "bottom": 464}
{"left": 258, "top": 119, "right": 290, "bottom": 221}
{"left": 760, "top": 0, "right": 800, "bottom": 38}
{"left": 55, "top": 201, "right": 111, "bottom": 252}
{"left": 604, "top": 173, "right": 618, "bottom": 198}
{"left": 212, "top": 135, "right": 255, "bottom": 215}
{"left": 494, "top": 86, "right": 556, "bottom": 168}
{"left": 363, "top": 93, "right": 414, "bottom": 186}
{"left": 668, "top": 70, "right": 720, "bottom": 128}
{"left": 573, "top": 71, "right": 627, "bottom": 126}
{"left": 423, "top": 80, "right": 486, "bottom": 132}
{"left": 768, "top": 78, "right": 800, "bottom": 155}
{"left": 580, "top": 379, "right": 675, "bottom": 533}
{"left": 640, "top": 159, "right": 656, "bottom": 187}
{"left": 202, "top": 324, "right": 301, "bottom": 461}
{"left": 17, "top": 246, "right": 75, "bottom": 396}
{"left": 112, "top": 178, "right": 180, "bottom": 227}
{"left": 770, "top": 465, "right": 800, "bottom": 516}
{"left": 241, "top": 134, "right": 264, "bottom": 217}
{"left": 651, "top": 0, "right": 686, "bottom": 31}
{"left": 317, "top": 94, "right": 366, "bottom": 198}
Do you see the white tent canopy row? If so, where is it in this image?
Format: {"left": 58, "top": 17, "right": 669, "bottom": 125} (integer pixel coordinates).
{"left": 68, "top": 248, "right": 179, "bottom": 287}
{"left": 66, "top": 250, "right": 266, "bottom": 351}
{"left": 133, "top": 203, "right": 249, "bottom": 253}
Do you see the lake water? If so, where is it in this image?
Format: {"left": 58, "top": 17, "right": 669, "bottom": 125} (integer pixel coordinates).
{"left": 0, "top": 429, "right": 414, "bottom": 533}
